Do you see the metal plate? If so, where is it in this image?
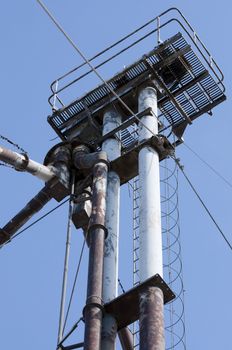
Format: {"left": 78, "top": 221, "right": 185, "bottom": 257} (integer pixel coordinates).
{"left": 104, "top": 274, "right": 175, "bottom": 330}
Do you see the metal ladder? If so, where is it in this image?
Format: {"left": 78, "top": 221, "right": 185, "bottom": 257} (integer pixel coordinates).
{"left": 131, "top": 176, "right": 140, "bottom": 348}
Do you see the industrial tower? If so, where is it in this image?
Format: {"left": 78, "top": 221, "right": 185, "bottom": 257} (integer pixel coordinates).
{"left": 0, "top": 7, "right": 226, "bottom": 350}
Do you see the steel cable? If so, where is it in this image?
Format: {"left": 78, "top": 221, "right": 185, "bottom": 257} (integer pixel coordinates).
{"left": 36, "top": 0, "right": 160, "bottom": 136}
{"left": 173, "top": 156, "right": 232, "bottom": 251}
{"left": 62, "top": 238, "right": 86, "bottom": 333}
{"left": 183, "top": 142, "right": 232, "bottom": 190}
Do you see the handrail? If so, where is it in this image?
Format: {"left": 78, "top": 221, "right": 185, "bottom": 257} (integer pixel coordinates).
{"left": 48, "top": 7, "right": 225, "bottom": 109}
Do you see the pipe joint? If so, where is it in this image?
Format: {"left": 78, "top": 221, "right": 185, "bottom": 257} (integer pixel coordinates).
{"left": 14, "top": 153, "right": 29, "bottom": 172}
{"left": 73, "top": 145, "right": 108, "bottom": 170}
{"left": 88, "top": 224, "right": 108, "bottom": 240}
{"left": 44, "top": 143, "right": 72, "bottom": 201}
{"left": 83, "top": 296, "right": 104, "bottom": 318}
{"left": 44, "top": 143, "right": 72, "bottom": 167}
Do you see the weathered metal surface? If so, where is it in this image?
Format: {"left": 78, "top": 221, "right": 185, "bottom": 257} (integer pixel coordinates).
{"left": 110, "top": 134, "right": 174, "bottom": 185}
{"left": 138, "top": 87, "right": 163, "bottom": 280}
{"left": 0, "top": 145, "right": 55, "bottom": 181}
{"left": 72, "top": 187, "right": 92, "bottom": 231}
{"left": 88, "top": 162, "right": 108, "bottom": 232}
{"left": 0, "top": 186, "right": 52, "bottom": 245}
{"left": 44, "top": 142, "right": 71, "bottom": 166}
{"left": 44, "top": 144, "right": 73, "bottom": 201}
{"left": 138, "top": 86, "right": 165, "bottom": 349}
{"left": 46, "top": 145, "right": 71, "bottom": 183}
{"left": 83, "top": 225, "right": 105, "bottom": 350}
{"left": 101, "top": 108, "right": 121, "bottom": 350}
{"left": 139, "top": 287, "right": 165, "bottom": 350}
{"left": 44, "top": 176, "right": 70, "bottom": 202}
{"left": 118, "top": 327, "right": 134, "bottom": 350}
{"left": 73, "top": 145, "right": 108, "bottom": 170}
{"left": 101, "top": 171, "right": 120, "bottom": 298}
{"left": 0, "top": 144, "right": 74, "bottom": 245}
{"left": 104, "top": 274, "right": 175, "bottom": 330}
{"left": 83, "top": 160, "right": 108, "bottom": 350}
{"left": 93, "top": 108, "right": 152, "bottom": 147}
{"left": 101, "top": 313, "right": 118, "bottom": 350}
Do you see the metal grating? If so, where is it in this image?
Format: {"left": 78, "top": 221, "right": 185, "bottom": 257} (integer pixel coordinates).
{"left": 48, "top": 31, "right": 225, "bottom": 147}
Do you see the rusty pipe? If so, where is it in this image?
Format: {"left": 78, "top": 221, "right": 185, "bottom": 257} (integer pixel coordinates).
{"left": 139, "top": 287, "right": 165, "bottom": 350}
{"left": 0, "top": 145, "right": 72, "bottom": 245}
{"left": 73, "top": 145, "right": 108, "bottom": 170}
{"left": 0, "top": 145, "right": 55, "bottom": 181}
{"left": 118, "top": 327, "right": 134, "bottom": 350}
{"left": 0, "top": 186, "right": 52, "bottom": 245}
{"left": 44, "top": 144, "right": 72, "bottom": 186}
{"left": 83, "top": 160, "right": 108, "bottom": 350}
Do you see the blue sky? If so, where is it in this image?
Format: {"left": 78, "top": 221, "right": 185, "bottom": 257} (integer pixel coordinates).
{"left": 0, "top": 1, "right": 232, "bottom": 349}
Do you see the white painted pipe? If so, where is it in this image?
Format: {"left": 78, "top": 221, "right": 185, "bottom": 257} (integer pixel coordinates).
{"left": 101, "top": 108, "right": 121, "bottom": 350}
{"left": 138, "top": 86, "right": 163, "bottom": 281}
{"left": 0, "top": 145, "right": 55, "bottom": 182}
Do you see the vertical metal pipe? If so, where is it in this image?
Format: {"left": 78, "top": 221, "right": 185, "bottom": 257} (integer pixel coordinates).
{"left": 83, "top": 161, "right": 108, "bottom": 350}
{"left": 101, "top": 108, "right": 121, "bottom": 350}
{"left": 57, "top": 172, "right": 75, "bottom": 346}
{"left": 138, "top": 86, "right": 165, "bottom": 350}
{"left": 118, "top": 327, "right": 134, "bottom": 350}
{"left": 139, "top": 287, "right": 165, "bottom": 350}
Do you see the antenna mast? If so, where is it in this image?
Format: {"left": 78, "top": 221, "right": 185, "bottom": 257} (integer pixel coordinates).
{"left": 1, "top": 6, "right": 226, "bottom": 350}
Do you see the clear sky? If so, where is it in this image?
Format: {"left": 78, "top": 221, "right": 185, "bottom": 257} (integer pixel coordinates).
{"left": 0, "top": 1, "right": 231, "bottom": 349}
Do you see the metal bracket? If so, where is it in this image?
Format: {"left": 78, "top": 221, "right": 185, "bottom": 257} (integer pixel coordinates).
{"left": 111, "top": 135, "right": 174, "bottom": 184}
{"left": 104, "top": 274, "right": 175, "bottom": 330}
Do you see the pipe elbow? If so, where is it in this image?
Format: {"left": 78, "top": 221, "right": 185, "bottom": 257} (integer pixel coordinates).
{"left": 73, "top": 145, "right": 108, "bottom": 170}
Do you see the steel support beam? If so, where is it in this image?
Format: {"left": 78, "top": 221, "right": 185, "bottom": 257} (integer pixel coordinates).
{"left": 101, "top": 108, "right": 121, "bottom": 350}
{"left": 138, "top": 86, "right": 165, "bottom": 350}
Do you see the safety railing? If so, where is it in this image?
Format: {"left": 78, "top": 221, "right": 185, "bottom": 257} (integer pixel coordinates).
{"left": 48, "top": 8, "right": 225, "bottom": 111}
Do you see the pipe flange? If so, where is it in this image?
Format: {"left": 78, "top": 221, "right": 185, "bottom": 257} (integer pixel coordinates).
{"left": 15, "top": 153, "right": 29, "bottom": 172}
{"left": 88, "top": 224, "right": 108, "bottom": 239}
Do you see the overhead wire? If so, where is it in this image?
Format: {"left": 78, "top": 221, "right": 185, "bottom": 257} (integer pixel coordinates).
{"left": 57, "top": 171, "right": 76, "bottom": 345}
{"left": 118, "top": 278, "right": 126, "bottom": 294}
{"left": 173, "top": 156, "right": 232, "bottom": 251}
{"left": 63, "top": 238, "right": 86, "bottom": 333}
{"left": 0, "top": 162, "right": 14, "bottom": 169}
{"left": 0, "top": 134, "right": 28, "bottom": 168}
{"left": 57, "top": 317, "right": 84, "bottom": 349}
{"left": 0, "top": 198, "right": 69, "bottom": 249}
{"left": 36, "top": 0, "right": 159, "bottom": 137}
{"left": 0, "top": 173, "right": 93, "bottom": 249}
{"left": 183, "top": 142, "right": 232, "bottom": 190}
{"left": 0, "top": 134, "right": 27, "bottom": 154}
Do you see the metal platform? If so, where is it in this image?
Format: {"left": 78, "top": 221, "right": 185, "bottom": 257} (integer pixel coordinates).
{"left": 104, "top": 274, "right": 175, "bottom": 330}
{"left": 47, "top": 8, "right": 226, "bottom": 152}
